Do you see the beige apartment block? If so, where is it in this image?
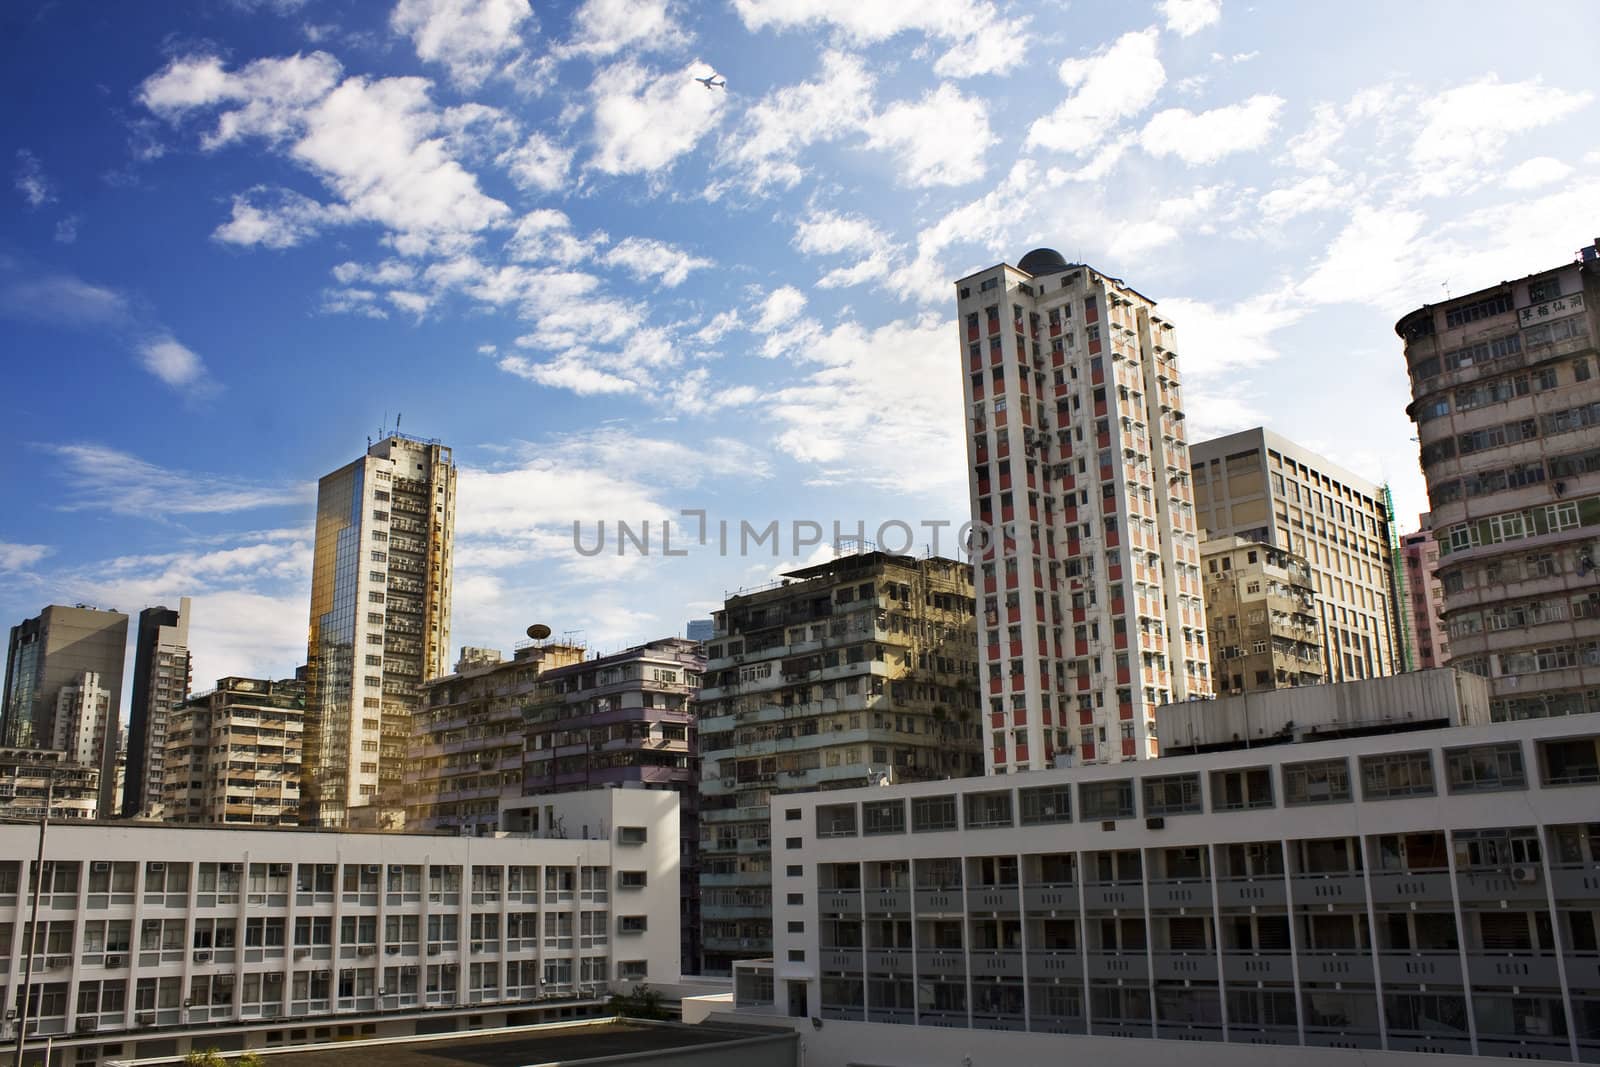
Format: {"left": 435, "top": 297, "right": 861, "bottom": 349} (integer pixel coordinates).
{"left": 956, "top": 249, "right": 1210, "bottom": 774}
{"left": 1398, "top": 240, "right": 1600, "bottom": 721}
{"left": 305, "top": 432, "right": 456, "bottom": 828}
{"left": 1401, "top": 519, "right": 1451, "bottom": 669}
{"left": 1192, "top": 427, "right": 1399, "bottom": 685}
{"left": 1202, "top": 536, "right": 1323, "bottom": 694}
{"left": 163, "top": 676, "right": 305, "bottom": 825}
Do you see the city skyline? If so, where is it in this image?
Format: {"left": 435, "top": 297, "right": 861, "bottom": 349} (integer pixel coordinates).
{"left": 3, "top": 0, "right": 1599, "bottom": 700}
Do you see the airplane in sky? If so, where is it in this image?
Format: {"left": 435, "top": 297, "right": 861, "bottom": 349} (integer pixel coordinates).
{"left": 695, "top": 74, "right": 726, "bottom": 89}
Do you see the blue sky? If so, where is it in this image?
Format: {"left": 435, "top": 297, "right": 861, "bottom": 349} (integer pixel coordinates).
{"left": 2, "top": 0, "right": 1598, "bottom": 701}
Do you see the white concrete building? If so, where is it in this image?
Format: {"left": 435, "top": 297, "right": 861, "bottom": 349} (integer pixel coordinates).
{"left": 0, "top": 789, "right": 679, "bottom": 1065}
{"left": 54, "top": 670, "right": 112, "bottom": 767}
{"left": 734, "top": 672, "right": 1600, "bottom": 1063}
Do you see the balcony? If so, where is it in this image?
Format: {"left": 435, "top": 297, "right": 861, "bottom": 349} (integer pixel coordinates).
{"left": 1027, "top": 949, "right": 1082, "bottom": 979}
{"left": 1082, "top": 882, "right": 1144, "bottom": 911}
{"left": 1289, "top": 872, "right": 1365, "bottom": 905}
{"left": 865, "top": 889, "right": 910, "bottom": 914}
{"left": 1378, "top": 951, "right": 1462, "bottom": 985}
{"left": 916, "top": 949, "right": 966, "bottom": 976}
{"left": 1552, "top": 864, "right": 1600, "bottom": 901}
{"left": 1150, "top": 950, "right": 1217, "bottom": 981}
{"left": 1215, "top": 877, "right": 1286, "bottom": 909}
{"left": 1085, "top": 951, "right": 1147, "bottom": 981}
{"left": 1296, "top": 951, "right": 1374, "bottom": 982}
{"left": 1454, "top": 870, "right": 1548, "bottom": 905}
{"left": 1148, "top": 879, "right": 1211, "bottom": 910}
{"left": 1022, "top": 884, "right": 1075, "bottom": 912}
{"left": 1220, "top": 951, "right": 1293, "bottom": 983}
{"left": 969, "top": 950, "right": 1024, "bottom": 977}
{"left": 915, "top": 889, "right": 962, "bottom": 914}
{"left": 867, "top": 949, "right": 911, "bottom": 973}
{"left": 1368, "top": 871, "right": 1452, "bottom": 905}
{"left": 819, "top": 890, "right": 861, "bottom": 914}
{"left": 968, "top": 886, "right": 1019, "bottom": 912}
{"left": 1466, "top": 952, "right": 1562, "bottom": 987}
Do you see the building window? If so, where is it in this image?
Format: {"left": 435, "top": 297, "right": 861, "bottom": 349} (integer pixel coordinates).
{"left": 1537, "top": 736, "right": 1600, "bottom": 786}
{"left": 1078, "top": 780, "right": 1134, "bottom": 822}
{"left": 817, "top": 804, "right": 857, "bottom": 838}
{"left": 1359, "top": 751, "right": 1436, "bottom": 800}
{"left": 1210, "top": 767, "right": 1274, "bottom": 811}
{"left": 1019, "top": 784, "right": 1072, "bottom": 825}
{"left": 963, "top": 790, "right": 1014, "bottom": 829}
{"left": 911, "top": 795, "right": 958, "bottom": 833}
{"left": 1282, "top": 758, "right": 1352, "bottom": 806}
{"left": 1142, "top": 773, "right": 1202, "bottom": 816}
{"left": 1444, "top": 743, "right": 1527, "bottom": 794}
{"left": 862, "top": 800, "right": 905, "bottom": 836}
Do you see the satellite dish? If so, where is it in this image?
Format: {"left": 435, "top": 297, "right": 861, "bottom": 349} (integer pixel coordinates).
{"left": 527, "top": 624, "right": 552, "bottom": 640}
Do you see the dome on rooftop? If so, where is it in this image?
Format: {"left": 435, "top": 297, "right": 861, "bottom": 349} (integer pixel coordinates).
{"left": 1017, "top": 247, "right": 1069, "bottom": 276}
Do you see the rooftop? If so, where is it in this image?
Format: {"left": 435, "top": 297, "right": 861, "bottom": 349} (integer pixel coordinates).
{"left": 125, "top": 1020, "right": 795, "bottom": 1067}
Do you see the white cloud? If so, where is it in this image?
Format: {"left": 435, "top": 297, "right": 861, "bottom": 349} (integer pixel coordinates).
{"left": 755, "top": 285, "right": 808, "bottom": 333}
{"left": 1503, "top": 155, "right": 1575, "bottom": 191}
{"left": 505, "top": 209, "right": 601, "bottom": 264}
{"left": 865, "top": 83, "right": 993, "bottom": 187}
{"left": 498, "top": 352, "right": 640, "bottom": 394}
{"left": 562, "top": 0, "right": 686, "bottom": 58}
{"left": 332, "top": 259, "right": 418, "bottom": 286}
{"left": 1159, "top": 0, "right": 1220, "bottom": 36}
{"left": 693, "top": 309, "right": 740, "bottom": 343}
{"left": 603, "top": 237, "right": 712, "bottom": 287}
{"left": 1141, "top": 94, "right": 1284, "bottom": 164}
{"left": 730, "top": 0, "right": 1028, "bottom": 79}
{"left": 0, "top": 543, "right": 52, "bottom": 572}
{"left": 142, "top": 52, "right": 512, "bottom": 253}
{"left": 42, "top": 443, "right": 309, "bottom": 517}
{"left": 1159, "top": 289, "right": 1304, "bottom": 377}
{"left": 0, "top": 274, "right": 129, "bottom": 328}
{"left": 1258, "top": 174, "right": 1351, "bottom": 223}
{"left": 716, "top": 50, "right": 874, "bottom": 194}
{"left": 793, "top": 208, "right": 898, "bottom": 288}
{"left": 54, "top": 215, "right": 79, "bottom": 244}
{"left": 390, "top": 0, "right": 535, "bottom": 89}
{"left": 589, "top": 59, "right": 726, "bottom": 175}
{"left": 1410, "top": 76, "right": 1591, "bottom": 195}
{"left": 1026, "top": 29, "right": 1165, "bottom": 154}
{"left": 213, "top": 186, "right": 342, "bottom": 248}
{"left": 14, "top": 149, "right": 55, "bottom": 207}
{"left": 497, "top": 131, "right": 574, "bottom": 192}
{"left": 137, "top": 336, "right": 210, "bottom": 390}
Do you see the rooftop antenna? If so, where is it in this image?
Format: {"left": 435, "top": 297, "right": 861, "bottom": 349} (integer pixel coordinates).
{"left": 1442, "top": 279, "right": 1451, "bottom": 300}
{"left": 396, "top": 412, "right": 403, "bottom": 433}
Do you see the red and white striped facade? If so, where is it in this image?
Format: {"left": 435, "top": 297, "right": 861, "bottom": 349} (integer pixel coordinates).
{"left": 956, "top": 252, "right": 1211, "bottom": 774}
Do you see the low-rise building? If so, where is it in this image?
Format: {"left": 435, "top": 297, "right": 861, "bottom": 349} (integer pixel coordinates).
{"left": 162, "top": 677, "right": 306, "bottom": 825}
{"left": 1202, "top": 536, "right": 1323, "bottom": 694}
{"left": 740, "top": 670, "right": 1600, "bottom": 1063}
{"left": 696, "top": 552, "right": 982, "bottom": 975}
{"left": 0, "top": 789, "right": 680, "bottom": 1066}
{"left": 0, "top": 747, "right": 101, "bottom": 819}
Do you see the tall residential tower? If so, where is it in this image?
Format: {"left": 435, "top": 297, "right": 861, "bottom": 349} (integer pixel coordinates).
{"left": 123, "top": 598, "right": 192, "bottom": 817}
{"left": 955, "top": 250, "right": 1210, "bottom": 773}
{"left": 305, "top": 433, "right": 456, "bottom": 827}
{"left": 1398, "top": 239, "right": 1600, "bottom": 720}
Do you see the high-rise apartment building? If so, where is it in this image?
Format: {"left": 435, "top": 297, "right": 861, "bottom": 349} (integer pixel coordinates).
{"left": 2, "top": 604, "right": 127, "bottom": 816}
{"left": 305, "top": 432, "right": 456, "bottom": 828}
{"left": 956, "top": 250, "right": 1210, "bottom": 773}
{"left": 0, "top": 747, "right": 102, "bottom": 819}
{"left": 696, "top": 551, "right": 982, "bottom": 974}
{"left": 163, "top": 675, "right": 305, "bottom": 825}
{"left": 405, "top": 640, "right": 587, "bottom": 834}
{"left": 52, "top": 671, "right": 112, "bottom": 766}
{"left": 1201, "top": 536, "right": 1322, "bottom": 693}
{"left": 124, "top": 598, "right": 192, "bottom": 817}
{"left": 1401, "top": 519, "right": 1450, "bottom": 669}
{"left": 1398, "top": 240, "right": 1600, "bottom": 720}
{"left": 1192, "top": 427, "right": 1401, "bottom": 684}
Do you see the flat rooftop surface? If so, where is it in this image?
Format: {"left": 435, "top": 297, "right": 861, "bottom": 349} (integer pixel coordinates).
{"left": 256, "top": 1021, "right": 784, "bottom": 1067}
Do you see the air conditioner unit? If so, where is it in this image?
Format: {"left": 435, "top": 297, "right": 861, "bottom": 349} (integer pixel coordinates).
{"left": 386, "top": 946, "right": 401, "bottom": 955}
{"left": 105, "top": 955, "right": 124, "bottom": 969}
{"left": 149, "top": 862, "right": 166, "bottom": 872}
{"left": 46, "top": 956, "right": 69, "bottom": 970}
{"left": 444, "top": 963, "right": 458, "bottom": 973}
{"left": 137, "top": 1013, "right": 156, "bottom": 1027}
{"left": 320, "top": 864, "right": 335, "bottom": 874}
{"left": 227, "top": 862, "right": 244, "bottom": 873}
{"left": 403, "top": 965, "right": 419, "bottom": 975}
{"left": 1510, "top": 864, "right": 1539, "bottom": 885}
{"left": 359, "top": 946, "right": 376, "bottom": 956}
{"left": 294, "top": 948, "right": 311, "bottom": 960}
{"left": 366, "top": 865, "right": 382, "bottom": 874}
{"left": 77, "top": 1019, "right": 99, "bottom": 1032}
{"left": 92, "top": 861, "right": 111, "bottom": 873}
{"left": 272, "top": 863, "right": 291, "bottom": 875}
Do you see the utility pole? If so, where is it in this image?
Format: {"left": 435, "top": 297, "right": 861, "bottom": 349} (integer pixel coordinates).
{"left": 13, "top": 775, "right": 52, "bottom": 1067}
